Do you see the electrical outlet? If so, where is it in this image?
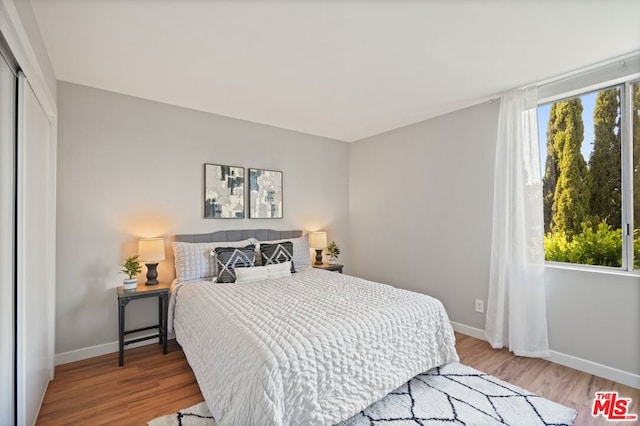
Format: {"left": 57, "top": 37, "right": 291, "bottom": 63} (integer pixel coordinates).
{"left": 475, "top": 299, "right": 484, "bottom": 313}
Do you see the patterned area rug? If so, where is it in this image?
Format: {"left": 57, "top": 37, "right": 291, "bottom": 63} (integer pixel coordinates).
{"left": 148, "top": 362, "right": 577, "bottom": 426}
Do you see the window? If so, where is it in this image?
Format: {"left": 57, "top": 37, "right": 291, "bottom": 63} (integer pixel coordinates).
{"left": 538, "top": 80, "right": 639, "bottom": 271}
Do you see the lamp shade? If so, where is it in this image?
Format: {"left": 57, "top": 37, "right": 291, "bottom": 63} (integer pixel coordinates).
{"left": 308, "top": 232, "right": 328, "bottom": 249}
{"left": 138, "top": 238, "right": 166, "bottom": 262}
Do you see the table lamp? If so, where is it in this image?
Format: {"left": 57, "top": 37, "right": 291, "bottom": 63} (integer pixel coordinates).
{"left": 138, "top": 238, "right": 165, "bottom": 285}
{"left": 308, "top": 231, "right": 327, "bottom": 265}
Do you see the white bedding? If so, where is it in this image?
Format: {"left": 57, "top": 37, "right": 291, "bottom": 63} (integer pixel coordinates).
{"left": 172, "top": 268, "right": 458, "bottom": 426}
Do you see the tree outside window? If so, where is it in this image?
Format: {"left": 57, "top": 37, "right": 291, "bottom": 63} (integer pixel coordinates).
{"left": 539, "top": 83, "right": 639, "bottom": 270}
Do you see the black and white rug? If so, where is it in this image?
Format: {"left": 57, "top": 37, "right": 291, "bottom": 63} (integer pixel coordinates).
{"left": 148, "top": 362, "right": 577, "bottom": 426}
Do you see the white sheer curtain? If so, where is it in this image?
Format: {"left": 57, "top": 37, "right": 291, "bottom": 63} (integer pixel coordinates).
{"left": 485, "top": 87, "right": 550, "bottom": 357}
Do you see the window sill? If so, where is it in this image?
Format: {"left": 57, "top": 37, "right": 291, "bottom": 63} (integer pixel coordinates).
{"left": 544, "top": 262, "right": 640, "bottom": 278}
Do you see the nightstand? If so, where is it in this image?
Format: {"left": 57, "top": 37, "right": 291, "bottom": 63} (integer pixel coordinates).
{"left": 116, "top": 281, "right": 170, "bottom": 366}
{"left": 312, "top": 263, "right": 344, "bottom": 273}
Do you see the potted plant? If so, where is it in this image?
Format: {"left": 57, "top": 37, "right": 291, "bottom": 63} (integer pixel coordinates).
{"left": 326, "top": 241, "right": 340, "bottom": 265}
{"left": 121, "top": 255, "right": 141, "bottom": 290}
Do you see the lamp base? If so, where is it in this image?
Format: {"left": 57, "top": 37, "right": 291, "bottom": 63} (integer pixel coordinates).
{"left": 314, "top": 249, "right": 323, "bottom": 265}
{"left": 145, "top": 263, "right": 159, "bottom": 285}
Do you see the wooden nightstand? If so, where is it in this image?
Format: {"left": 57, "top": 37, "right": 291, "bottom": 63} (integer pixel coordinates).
{"left": 312, "top": 263, "right": 344, "bottom": 273}
{"left": 116, "top": 281, "right": 170, "bottom": 366}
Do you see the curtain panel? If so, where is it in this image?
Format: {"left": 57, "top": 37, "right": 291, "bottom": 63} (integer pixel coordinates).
{"left": 485, "top": 87, "right": 550, "bottom": 357}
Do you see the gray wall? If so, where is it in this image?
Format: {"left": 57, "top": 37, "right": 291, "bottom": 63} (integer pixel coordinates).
{"left": 546, "top": 267, "right": 639, "bottom": 375}
{"left": 349, "top": 101, "right": 640, "bottom": 377}
{"left": 56, "top": 81, "right": 350, "bottom": 355}
{"left": 350, "top": 102, "right": 498, "bottom": 329}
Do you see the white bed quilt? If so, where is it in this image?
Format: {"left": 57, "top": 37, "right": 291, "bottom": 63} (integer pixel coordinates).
{"left": 172, "top": 268, "right": 459, "bottom": 426}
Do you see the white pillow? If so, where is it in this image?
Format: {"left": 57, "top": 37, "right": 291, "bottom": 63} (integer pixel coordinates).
{"left": 254, "top": 234, "right": 312, "bottom": 270}
{"left": 172, "top": 239, "right": 253, "bottom": 282}
{"left": 235, "top": 266, "right": 269, "bottom": 283}
{"left": 266, "top": 261, "right": 292, "bottom": 279}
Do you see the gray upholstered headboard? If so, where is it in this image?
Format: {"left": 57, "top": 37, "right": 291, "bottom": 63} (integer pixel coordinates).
{"left": 174, "top": 229, "right": 302, "bottom": 243}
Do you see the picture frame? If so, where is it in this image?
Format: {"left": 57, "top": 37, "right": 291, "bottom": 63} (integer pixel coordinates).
{"left": 248, "top": 168, "right": 283, "bottom": 219}
{"left": 204, "top": 163, "right": 245, "bottom": 218}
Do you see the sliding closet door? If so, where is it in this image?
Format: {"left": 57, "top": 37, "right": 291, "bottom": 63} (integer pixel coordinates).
{"left": 0, "top": 39, "right": 17, "bottom": 426}
{"left": 16, "top": 72, "right": 55, "bottom": 426}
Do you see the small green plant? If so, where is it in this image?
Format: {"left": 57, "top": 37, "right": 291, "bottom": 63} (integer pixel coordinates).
{"left": 121, "top": 255, "right": 142, "bottom": 279}
{"left": 326, "top": 241, "right": 340, "bottom": 259}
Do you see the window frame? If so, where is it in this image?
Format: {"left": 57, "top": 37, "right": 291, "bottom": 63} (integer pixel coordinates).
{"left": 537, "top": 74, "right": 640, "bottom": 273}
{"left": 621, "top": 80, "right": 635, "bottom": 270}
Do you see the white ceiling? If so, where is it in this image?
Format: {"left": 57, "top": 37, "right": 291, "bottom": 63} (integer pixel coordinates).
{"left": 31, "top": 1, "right": 640, "bottom": 142}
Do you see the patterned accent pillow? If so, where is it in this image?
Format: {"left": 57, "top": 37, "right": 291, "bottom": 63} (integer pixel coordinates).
{"left": 260, "top": 242, "right": 295, "bottom": 273}
{"left": 215, "top": 245, "right": 256, "bottom": 283}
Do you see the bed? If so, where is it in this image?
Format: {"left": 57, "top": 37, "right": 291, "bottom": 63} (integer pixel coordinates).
{"left": 170, "top": 229, "right": 459, "bottom": 426}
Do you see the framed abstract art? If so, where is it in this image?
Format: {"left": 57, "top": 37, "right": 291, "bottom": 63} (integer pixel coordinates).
{"left": 204, "top": 164, "right": 245, "bottom": 218}
{"left": 248, "top": 168, "right": 283, "bottom": 218}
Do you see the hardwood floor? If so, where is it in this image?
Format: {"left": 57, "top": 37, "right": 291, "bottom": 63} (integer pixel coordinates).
{"left": 37, "top": 333, "right": 639, "bottom": 425}
{"left": 455, "top": 333, "right": 639, "bottom": 425}
{"left": 37, "top": 340, "right": 202, "bottom": 426}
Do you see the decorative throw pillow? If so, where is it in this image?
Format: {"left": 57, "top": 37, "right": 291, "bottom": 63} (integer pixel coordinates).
{"left": 266, "top": 261, "right": 292, "bottom": 279}
{"left": 235, "top": 266, "right": 269, "bottom": 283}
{"left": 214, "top": 245, "right": 256, "bottom": 283}
{"left": 260, "top": 241, "right": 295, "bottom": 273}
{"left": 255, "top": 235, "right": 311, "bottom": 270}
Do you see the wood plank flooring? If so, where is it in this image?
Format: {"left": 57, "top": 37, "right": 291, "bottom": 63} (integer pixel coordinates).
{"left": 37, "top": 333, "right": 639, "bottom": 425}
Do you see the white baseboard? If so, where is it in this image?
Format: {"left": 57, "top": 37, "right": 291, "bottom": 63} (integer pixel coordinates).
{"left": 450, "top": 321, "right": 486, "bottom": 341}
{"left": 450, "top": 321, "right": 640, "bottom": 390}
{"left": 547, "top": 351, "right": 640, "bottom": 390}
{"left": 54, "top": 333, "right": 175, "bottom": 366}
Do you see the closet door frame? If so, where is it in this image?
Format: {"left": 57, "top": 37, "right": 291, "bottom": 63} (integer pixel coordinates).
{"left": 15, "top": 72, "right": 56, "bottom": 426}
{"left": 0, "top": 33, "right": 18, "bottom": 426}
{"left": 1, "top": 2, "right": 58, "bottom": 424}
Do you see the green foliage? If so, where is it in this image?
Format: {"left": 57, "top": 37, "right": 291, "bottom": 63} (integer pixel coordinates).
{"left": 542, "top": 230, "right": 571, "bottom": 263}
{"left": 635, "top": 230, "right": 640, "bottom": 270}
{"left": 121, "top": 255, "right": 142, "bottom": 279}
{"left": 544, "top": 220, "right": 625, "bottom": 267}
{"left": 570, "top": 221, "right": 622, "bottom": 267}
{"left": 542, "top": 105, "right": 559, "bottom": 233}
{"left": 589, "top": 88, "right": 621, "bottom": 229}
{"left": 545, "top": 99, "right": 590, "bottom": 237}
{"left": 326, "top": 241, "right": 340, "bottom": 258}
